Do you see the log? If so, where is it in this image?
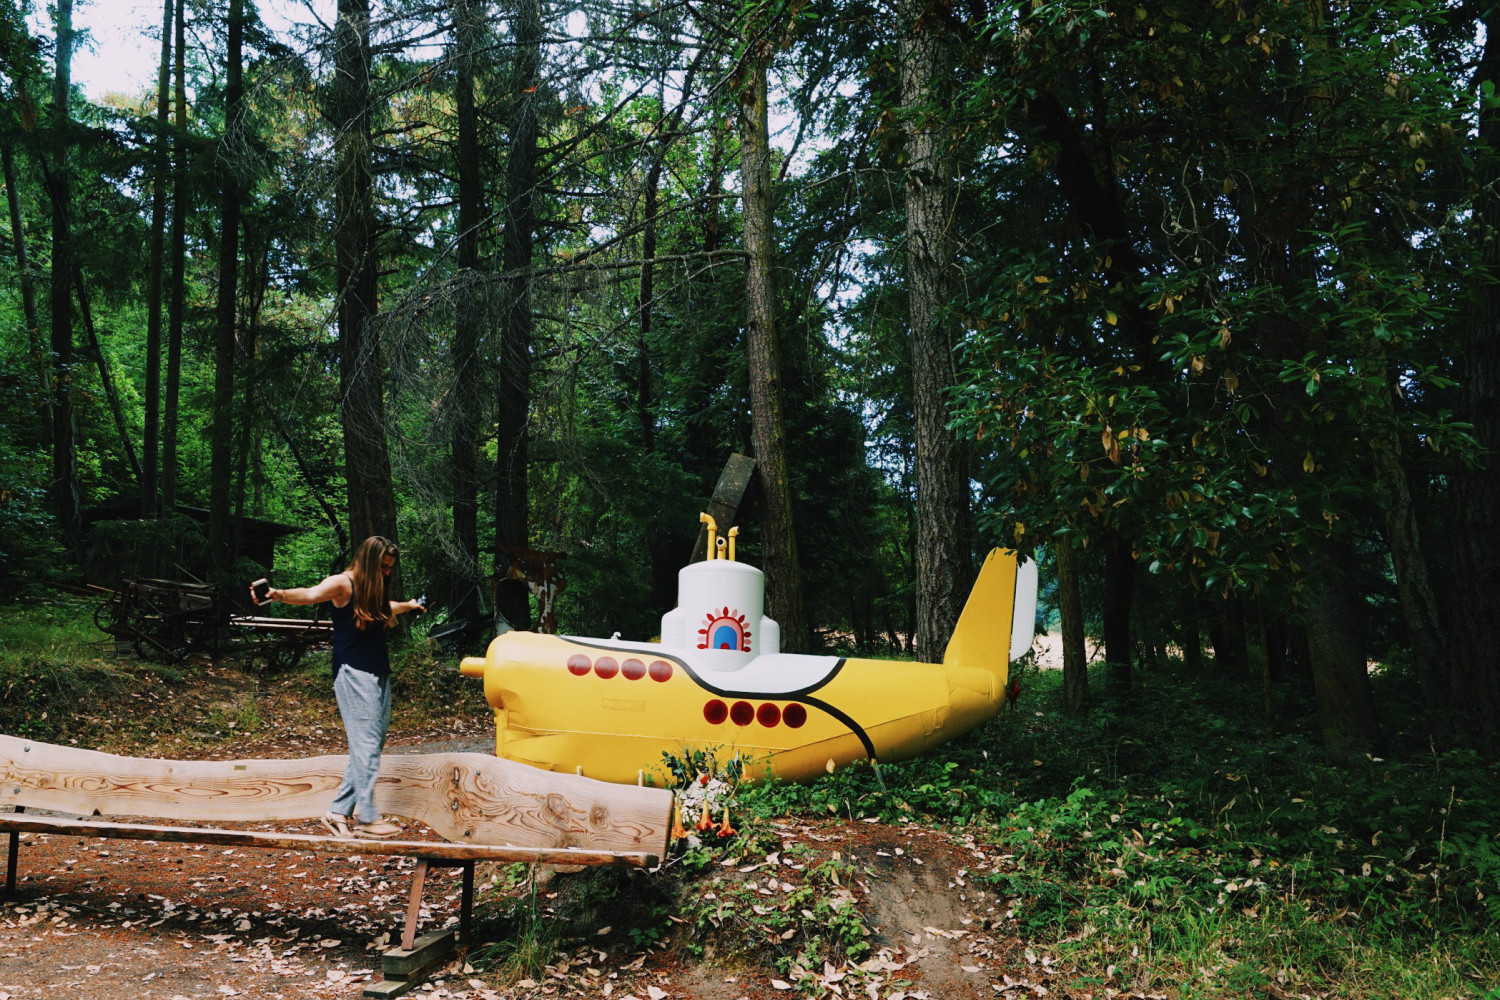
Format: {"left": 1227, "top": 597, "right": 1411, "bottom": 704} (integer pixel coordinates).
{"left": 0, "top": 734, "right": 671, "bottom": 858}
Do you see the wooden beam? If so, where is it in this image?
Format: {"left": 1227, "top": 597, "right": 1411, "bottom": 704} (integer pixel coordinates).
{"left": 0, "top": 814, "right": 658, "bottom": 866}
{"left": 0, "top": 735, "right": 672, "bottom": 858}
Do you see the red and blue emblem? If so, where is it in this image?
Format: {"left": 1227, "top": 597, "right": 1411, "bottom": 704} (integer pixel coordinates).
{"left": 697, "top": 607, "right": 752, "bottom": 652}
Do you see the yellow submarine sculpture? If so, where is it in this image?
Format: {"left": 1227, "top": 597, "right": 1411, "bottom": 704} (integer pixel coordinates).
{"left": 461, "top": 515, "right": 1038, "bottom": 786}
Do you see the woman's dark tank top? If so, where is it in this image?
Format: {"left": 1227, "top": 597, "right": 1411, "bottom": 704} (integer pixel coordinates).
{"left": 328, "top": 574, "right": 391, "bottom": 678}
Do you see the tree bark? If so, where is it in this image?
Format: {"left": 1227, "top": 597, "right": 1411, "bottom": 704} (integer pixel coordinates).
{"left": 48, "top": 0, "right": 81, "bottom": 552}
{"left": 1103, "top": 529, "right": 1134, "bottom": 693}
{"left": 448, "top": 0, "right": 486, "bottom": 626}
{"left": 1448, "top": 9, "right": 1500, "bottom": 753}
{"left": 141, "top": 0, "right": 174, "bottom": 519}
{"left": 1178, "top": 589, "right": 1203, "bottom": 673}
{"left": 736, "top": 36, "right": 808, "bottom": 652}
{"left": 1367, "top": 379, "right": 1447, "bottom": 715}
{"left": 335, "top": 0, "right": 398, "bottom": 554}
{"left": 900, "top": 0, "right": 971, "bottom": 664}
{"left": 1305, "top": 539, "right": 1385, "bottom": 762}
{"left": 209, "top": 0, "right": 244, "bottom": 579}
{"left": 1205, "top": 594, "right": 1250, "bottom": 682}
{"left": 71, "top": 269, "right": 141, "bottom": 483}
{"left": 163, "top": 0, "right": 187, "bottom": 513}
{"left": 1055, "top": 538, "right": 1088, "bottom": 715}
{"left": 3, "top": 142, "right": 44, "bottom": 429}
{"left": 493, "top": 0, "right": 542, "bottom": 630}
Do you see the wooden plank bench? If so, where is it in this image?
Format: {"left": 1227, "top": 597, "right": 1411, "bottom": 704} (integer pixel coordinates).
{"left": 1, "top": 735, "right": 673, "bottom": 997}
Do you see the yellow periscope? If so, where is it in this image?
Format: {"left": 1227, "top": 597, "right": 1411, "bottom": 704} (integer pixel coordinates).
{"left": 460, "top": 525, "right": 1037, "bottom": 787}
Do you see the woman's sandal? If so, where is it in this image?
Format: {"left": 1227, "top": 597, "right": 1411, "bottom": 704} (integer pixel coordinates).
{"left": 353, "top": 819, "right": 403, "bottom": 839}
{"left": 318, "top": 812, "right": 353, "bottom": 838}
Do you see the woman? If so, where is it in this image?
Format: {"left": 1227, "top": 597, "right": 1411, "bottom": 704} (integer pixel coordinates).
{"left": 253, "top": 536, "right": 424, "bottom": 838}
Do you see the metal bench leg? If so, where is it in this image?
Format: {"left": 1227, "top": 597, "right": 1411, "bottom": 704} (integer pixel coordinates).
{"left": 5, "top": 806, "right": 22, "bottom": 895}
{"left": 402, "top": 859, "right": 430, "bottom": 951}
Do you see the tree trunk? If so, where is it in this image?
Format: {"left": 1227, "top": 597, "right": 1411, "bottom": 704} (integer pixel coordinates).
{"left": 335, "top": 0, "right": 397, "bottom": 554}
{"left": 141, "top": 0, "right": 174, "bottom": 519}
{"left": 72, "top": 269, "right": 141, "bottom": 482}
{"left": 163, "top": 0, "right": 187, "bottom": 513}
{"left": 1178, "top": 588, "right": 1203, "bottom": 673}
{"left": 493, "top": 0, "right": 542, "bottom": 630}
{"left": 1205, "top": 595, "right": 1250, "bottom": 682}
{"left": 1305, "top": 539, "right": 1385, "bottom": 762}
{"left": 1103, "top": 530, "right": 1134, "bottom": 693}
{"left": 736, "top": 38, "right": 808, "bottom": 652}
{"left": 1448, "top": 11, "right": 1500, "bottom": 754}
{"left": 901, "top": 0, "right": 971, "bottom": 664}
{"left": 3, "top": 142, "right": 44, "bottom": 431}
{"left": 1055, "top": 538, "right": 1088, "bottom": 715}
{"left": 48, "top": 0, "right": 81, "bottom": 553}
{"left": 448, "top": 0, "right": 486, "bottom": 627}
{"left": 209, "top": 0, "right": 244, "bottom": 579}
{"left": 637, "top": 156, "right": 659, "bottom": 454}
{"left": 1368, "top": 378, "right": 1448, "bottom": 716}
{"left": 634, "top": 51, "right": 703, "bottom": 459}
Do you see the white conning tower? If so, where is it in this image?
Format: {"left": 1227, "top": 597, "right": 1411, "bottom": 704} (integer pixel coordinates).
{"left": 658, "top": 513, "right": 781, "bottom": 672}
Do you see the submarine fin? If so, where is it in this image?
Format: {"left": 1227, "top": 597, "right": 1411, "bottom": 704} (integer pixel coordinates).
{"left": 943, "top": 548, "right": 1032, "bottom": 672}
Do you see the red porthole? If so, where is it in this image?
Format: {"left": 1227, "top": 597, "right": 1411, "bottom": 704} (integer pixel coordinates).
{"left": 593, "top": 656, "right": 619, "bottom": 679}
{"left": 783, "top": 703, "right": 807, "bottom": 728}
{"left": 621, "top": 658, "right": 646, "bottom": 680}
{"left": 566, "top": 654, "right": 591, "bottom": 676}
{"left": 649, "top": 659, "right": 673, "bottom": 682}
{"left": 757, "top": 703, "right": 781, "bottom": 727}
{"left": 730, "top": 701, "right": 754, "bottom": 726}
{"left": 703, "top": 700, "right": 728, "bottom": 725}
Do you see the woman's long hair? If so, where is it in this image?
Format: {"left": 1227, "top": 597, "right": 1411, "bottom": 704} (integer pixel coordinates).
{"left": 346, "top": 536, "right": 397, "bottom": 631}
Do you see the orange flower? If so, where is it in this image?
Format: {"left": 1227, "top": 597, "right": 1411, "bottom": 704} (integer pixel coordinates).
{"left": 716, "top": 805, "right": 735, "bottom": 838}
{"left": 670, "top": 806, "right": 687, "bottom": 841}
{"left": 696, "top": 799, "right": 714, "bottom": 832}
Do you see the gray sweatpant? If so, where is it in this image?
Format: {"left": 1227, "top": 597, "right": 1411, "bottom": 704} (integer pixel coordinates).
{"left": 329, "top": 665, "right": 392, "bottom": 824}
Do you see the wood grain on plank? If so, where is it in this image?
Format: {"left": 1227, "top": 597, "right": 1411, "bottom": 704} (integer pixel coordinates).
{"left": 0, "top": 813, "right": 658, "bottom": 866}
{"left": 0, "top": 734, "right": 671, "bottom": 858}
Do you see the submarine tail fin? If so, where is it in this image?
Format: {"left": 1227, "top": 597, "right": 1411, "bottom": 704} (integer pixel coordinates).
{"left": 943, "top": 548, "right": 1037, "bottom": 671}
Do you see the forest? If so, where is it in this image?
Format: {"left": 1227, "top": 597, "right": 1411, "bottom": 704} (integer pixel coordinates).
{"left": 2, "top": 0, "right": 1500, "bottom": 768}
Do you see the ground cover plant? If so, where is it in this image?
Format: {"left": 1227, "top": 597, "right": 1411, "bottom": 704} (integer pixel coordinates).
{"left": 730, "top": 664, "right": 1500, "bottom": 999}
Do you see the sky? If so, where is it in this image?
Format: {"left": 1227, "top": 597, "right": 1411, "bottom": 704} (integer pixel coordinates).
{"left": 60, "top": 0, "right": 335, "bottom": 100}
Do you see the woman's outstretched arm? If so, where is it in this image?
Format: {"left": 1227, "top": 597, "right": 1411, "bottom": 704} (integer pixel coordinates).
{"left": 261, "top": 574, "right": 352, "bottom": 608}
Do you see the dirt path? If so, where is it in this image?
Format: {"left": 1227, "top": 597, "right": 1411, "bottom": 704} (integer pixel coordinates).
{"left": 1, "top": 812, "right": 1052, "bottom": 1000}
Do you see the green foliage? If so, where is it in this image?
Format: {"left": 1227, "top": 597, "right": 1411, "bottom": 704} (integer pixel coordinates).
{"left": 82, "top": 514, "right": 210, "bottom": 586}
{"left": 946, "top": 0, "right": 1477, "bottom": 635}
{"left": 674, "top": 843, "right": 871, "bottom": 975}
{"left": 735, "top": 663, "right": 1499, "bottom": 995}
{"left": 0, "top": 349, "right": 60, "bottom": 592}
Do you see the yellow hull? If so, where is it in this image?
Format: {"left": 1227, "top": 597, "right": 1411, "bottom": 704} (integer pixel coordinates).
{"left": 460, "top": 548, "right": 1029, "bottom": 786}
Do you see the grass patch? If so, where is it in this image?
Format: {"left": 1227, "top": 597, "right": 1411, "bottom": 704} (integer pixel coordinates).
{"left": 0, "top": 594, "right": 138, "bottom": 744}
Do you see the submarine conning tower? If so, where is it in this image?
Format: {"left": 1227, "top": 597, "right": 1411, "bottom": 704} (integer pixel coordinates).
{"left": 658, "top": 513, "right": 780, "bottom": 672}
